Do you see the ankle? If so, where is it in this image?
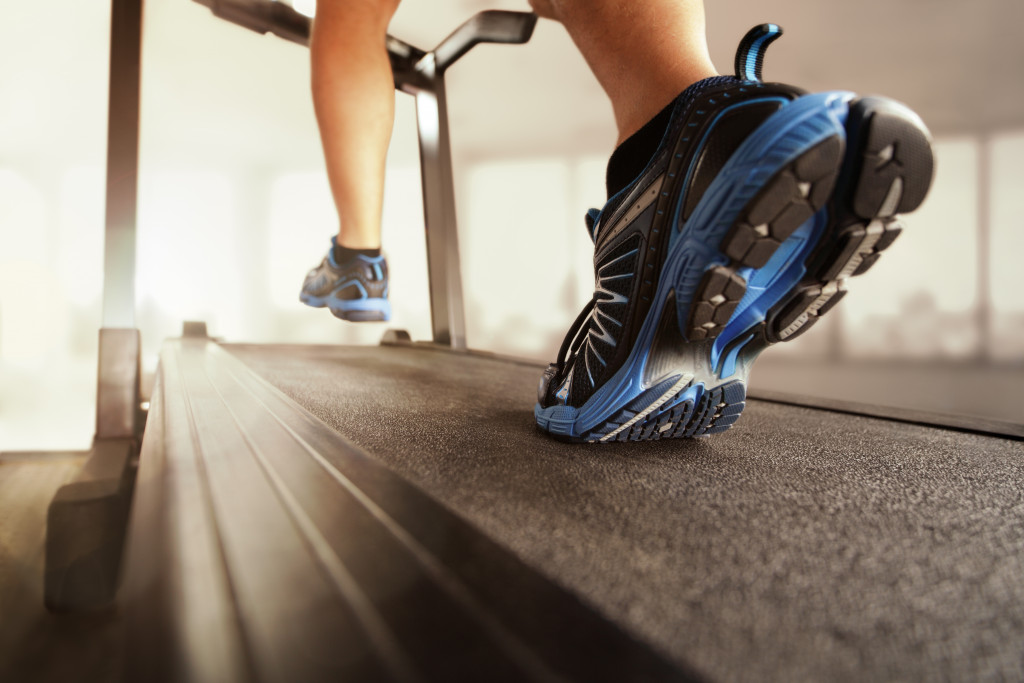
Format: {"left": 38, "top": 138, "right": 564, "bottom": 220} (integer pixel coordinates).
{"left": 605, "top": 74, "right": 734, "bottom": 199}
{"left": 332, "top": 243, "right": 382, "bottom": 265}
{"left": 614, "top": 66, "right": 720, "bottom": 144}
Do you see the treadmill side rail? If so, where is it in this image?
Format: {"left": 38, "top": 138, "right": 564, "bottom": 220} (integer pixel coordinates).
{"left": 119, "top": 339, "right": 698, "bottom": 682}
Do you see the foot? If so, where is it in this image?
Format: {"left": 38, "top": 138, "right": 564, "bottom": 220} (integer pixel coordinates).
{"left": 300, "top": 237, "right": 391, "bottom": 322}
{"left": 535, "top": 24, "right": 935, "bottom": 442}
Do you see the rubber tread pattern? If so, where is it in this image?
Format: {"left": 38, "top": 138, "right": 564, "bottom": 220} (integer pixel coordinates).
{"left": 686, "top": 267, "right": 748, "bottom": 340}
{"left": 722, "top": 135, "right": 842, "bottom": 268}
{"left": 852, "top": 108, "right": 934, "bottom": 219}
{"left": 767, "top": 100, "right": 934, "bottom": 343}
{"left": 584, "top": 381, "right": 746, "bottom": 442}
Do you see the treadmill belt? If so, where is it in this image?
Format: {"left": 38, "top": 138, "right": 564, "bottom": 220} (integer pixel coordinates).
{"left": 228, "top": 342, "right": 1024, "bottom": 682}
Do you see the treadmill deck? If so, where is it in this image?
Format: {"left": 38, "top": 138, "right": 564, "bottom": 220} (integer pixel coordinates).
{"left": 227, "top": 342, "right": 1024, "bottom": 682}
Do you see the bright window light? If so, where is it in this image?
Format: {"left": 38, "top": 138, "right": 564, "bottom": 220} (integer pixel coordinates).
{"left": 268, "top": 171, "right": 335, "bottom": 309}
{"left": 990, "top": 130, "right": 1024, "bottom": 314}
{"left": 136, "top": 170, "right": 237, "bottom": 327}
{"left": 57, "top": 166, "right": 105, "bottom": 307}
{"left": 291, "top": 0, "right": 316, "bottom": 18}
{"left": 462, "top": 159, "right": 574, "bottom": 359}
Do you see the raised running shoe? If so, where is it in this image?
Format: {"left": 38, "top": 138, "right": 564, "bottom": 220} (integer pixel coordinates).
{"left": 300, "top": 237, "right": 391, "bottom": 322}
{"left": 535, "top": 24, "right": 934, "bottom": 442}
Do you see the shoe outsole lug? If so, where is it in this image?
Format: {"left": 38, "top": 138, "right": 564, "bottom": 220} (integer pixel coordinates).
{"left": 822, "top": 218, "right": 900, "bottom": 282}
{"left": 772, "top": 282, "right": 847, "bottom": 342}
{"left": 721, "top": 135, "right": 843, "bottom": 269}
{"left": 582, "top": 381, "right": 746, "bottom": 442}
{"left": 872, "top": 221, "right": 902, "bottom": 253}
{"left": 851, "top": 252, "right": 881, "bottom": 276}
{"left": 686, "top": 267, "right": 747, "bottom": 340}
{"left": 747, "top": 173, "right": 799, "bottom": 225}
{"left": 851, "top": 105, "right": 934, "bottom": 219}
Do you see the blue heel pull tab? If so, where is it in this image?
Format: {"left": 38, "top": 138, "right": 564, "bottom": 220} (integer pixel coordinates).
{"left": 734, "top": 24, "right": 783, "bottom": 83}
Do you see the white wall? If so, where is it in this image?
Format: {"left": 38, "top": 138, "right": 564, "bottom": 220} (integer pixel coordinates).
{"left": 2, "top": 0, "right": 1023, "bottom": 450}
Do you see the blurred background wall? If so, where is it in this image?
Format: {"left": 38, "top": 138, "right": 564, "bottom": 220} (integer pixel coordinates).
{"left": 1, "top": 0, "right": 1022, "bottom": 451}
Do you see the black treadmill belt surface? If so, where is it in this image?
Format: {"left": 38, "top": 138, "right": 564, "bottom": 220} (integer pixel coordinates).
{"left": 228, "top": 343, "right": 1024, "bottom": 682}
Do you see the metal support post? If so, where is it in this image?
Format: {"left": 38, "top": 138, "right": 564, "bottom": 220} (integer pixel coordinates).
{"left": 406, "top": 11, "right": 537, "bottom": 349}
{"left": 102, "top": 0, "right": 143, "bottom": 331}
{"left": 976, "top": 135, "right": 992, "bottom": 362}
{"left": 42, "top": 0, "right": 145, "bottom": 613}
{"left": 413, "top": 60, "right": 468, "bottom": 349}
{"left": 98, "top": 0, "right": 144, "bottom": 438}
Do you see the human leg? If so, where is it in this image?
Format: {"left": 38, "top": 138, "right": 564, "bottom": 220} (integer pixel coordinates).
{"left": 529, "top": 0, "right": 718, "bottom": 144}
{"left": 311, "top": 0, "right": 401, "bottom": 250}
{"left": 533, "top": 13, "right": 935, "bottom": 441}
{"left": 300, "top": 0, "right": 399, "bottom": 322}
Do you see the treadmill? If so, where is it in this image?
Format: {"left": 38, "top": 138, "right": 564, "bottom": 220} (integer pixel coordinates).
{"left": 37, "top": 2, "right": 1024, "bottom": 681}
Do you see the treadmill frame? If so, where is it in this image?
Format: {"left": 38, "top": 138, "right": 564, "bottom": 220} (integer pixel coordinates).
{"left": 40, "top": 0, "right": 537, "bottom": 612}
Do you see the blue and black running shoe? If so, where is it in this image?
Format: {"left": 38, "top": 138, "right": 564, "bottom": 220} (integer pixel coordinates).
{"left": 535, "top": 24, "right": 935, "bottom": 442}
{"left": 300, "top": 236, "right": 391, "bottom": 322}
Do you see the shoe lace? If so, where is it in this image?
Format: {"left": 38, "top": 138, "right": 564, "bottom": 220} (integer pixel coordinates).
{"left": 556, "top": 293, "right": 597, "bottom": 375}
{"left": 555, "top": 207, "right": 605, "bottom": 375}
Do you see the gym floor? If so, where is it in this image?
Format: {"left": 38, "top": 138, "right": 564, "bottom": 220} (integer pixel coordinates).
{"left": 0, "top": 454, "right": 122, "bottom": 683}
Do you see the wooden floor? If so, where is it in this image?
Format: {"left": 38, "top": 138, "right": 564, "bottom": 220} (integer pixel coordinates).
{"left": 0, "top": 454, "right": 122, "bottom": 683}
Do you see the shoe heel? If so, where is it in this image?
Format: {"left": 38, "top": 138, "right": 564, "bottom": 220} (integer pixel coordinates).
{"left": 845, "top": 97, "right": 935, "bottom": 221}
{"left": 812, "top": 97, "right": 936, "bottom": 284}
{"left": 765, "top": 98, "right": 935, "bottom": 343}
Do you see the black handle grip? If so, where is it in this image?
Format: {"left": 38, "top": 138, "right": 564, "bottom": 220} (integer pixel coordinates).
{"left": 433, "top": 11, "right": 538, "bottom": 73}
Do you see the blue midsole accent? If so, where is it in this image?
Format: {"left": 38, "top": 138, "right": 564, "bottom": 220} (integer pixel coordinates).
{"left": 536, "top": 91, "right": 854, "bottom": 438}
{"left": 717, "top": 332, "right": 756, "bottom": 379}
{"left": 301, "top": 293, "right": 390, "bottom": 314}
{"left": 330, "top": 298, "right": 391, "bottom": 314}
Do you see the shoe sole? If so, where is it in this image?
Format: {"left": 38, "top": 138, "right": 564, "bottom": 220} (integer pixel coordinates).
{"left": 300, "top": 293, "right": 392, "bottom": 322}
{"left": 535, "top": 92, "right": 934, "bottom": 442}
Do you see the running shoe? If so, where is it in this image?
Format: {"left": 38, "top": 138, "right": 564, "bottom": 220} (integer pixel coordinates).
{"left": 535, "top": 24, "right": 934, "bottom": 442}
{"left": 300, "top": 237, "right": 391, "bottom": 322}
